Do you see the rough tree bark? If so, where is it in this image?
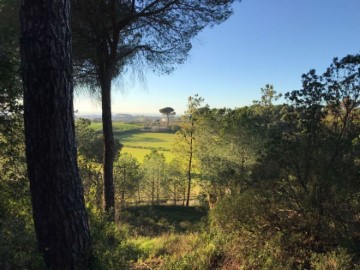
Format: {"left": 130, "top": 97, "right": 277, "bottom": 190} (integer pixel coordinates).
{"left": 20, "top": 0, "right": 91, "bottom": 268}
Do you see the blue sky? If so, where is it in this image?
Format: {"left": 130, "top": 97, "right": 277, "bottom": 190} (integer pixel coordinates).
{"left": 74, "top": 0, "right": 360, "bottom": 115}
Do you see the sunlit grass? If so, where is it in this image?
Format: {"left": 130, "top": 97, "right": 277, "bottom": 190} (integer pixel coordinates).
{"left": 118, "top": 132, "right": 174, "bottom": 150}
{"left": 121, "top": 146, "right": 174, "bottom": 162}
{"left": 118, "top": 133, "right": 176, "bottom": 162}
{"left": 125, "top": 205, "right": 209, "bottom": 268}
{"left": 129, "top": 232, "right": 216, "bottom": 269}
{"left": 90, "top": 121, "right": 176, "bottom": 162}
{"left": 130, "top": 233, "right": 201, "bottom": 259}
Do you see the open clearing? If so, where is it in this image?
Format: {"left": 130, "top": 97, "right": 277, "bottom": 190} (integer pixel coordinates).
{"left": 117, "top": 132, "right": 176, "bottom": 162}
{"left": 90, "top": 121, "right": 176, "bottom": 162}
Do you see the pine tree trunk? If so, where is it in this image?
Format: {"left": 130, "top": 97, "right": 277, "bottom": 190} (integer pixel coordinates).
{"left": 20, "top": 0, "right": 91, "bottom": 268}
{"left": 137, "top": 182, "right": 141, "bottom": 204}
{"left": 151, "top": 174, "right": 155, "bottom": 205}
{"left": 97, "top": 34, "right": 116, "bottom": 219}
{"left": 101, "top": 77, "right": 115, "bottom": 219}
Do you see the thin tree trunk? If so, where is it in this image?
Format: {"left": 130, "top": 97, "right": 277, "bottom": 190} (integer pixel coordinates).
{"left": 151, "top": 173, "right": 155, "bottom": 205}
{"left": 121, "top": 165, "right": 126, "bottom": 207}
{"left": 137, "top": 182, "right": 141, "bottom": 205}
{"left": 97, "top": 28, "right": 117, "bottom": 219}
{"left": 101, "top": 78, "right": 115, "bottom": 218}
{"left": 174, "top": 184, "right": 177, "bottom": 205}
{"left": 20, "top": 0, "right": 91, "bottom": 268}
{"left": 156, "top": 176, "right": 160, "bottom": 205}
{"left": 182, "top": 187, "right": 186, "bottom": 206}
{"left": 121, "top": 190, "right": 125, "bottom": 206}
{"left": 186, "top": 131, "right": 193, "bottom": 207}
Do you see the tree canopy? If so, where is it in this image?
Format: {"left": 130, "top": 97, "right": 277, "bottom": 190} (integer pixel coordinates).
{"left": 159, "top": 107, "right": 175, "bottom": 128}
{"left": 72, "top": 0, "right": 238, "bottom": 86}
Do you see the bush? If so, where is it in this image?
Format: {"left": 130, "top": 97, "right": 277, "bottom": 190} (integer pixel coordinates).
{"left": 87, "top": 206, "right": 138, "bottom": 270}
{"left": 160, "top": 232, "right": 221, "bottom": 270}
{"left": 0, "top": 167, "right": 45, "bottom": 269}
{"left": 209, "top": 189, "right": 360, "bottom": 269}
{"left": 310, "top": 248, "right": 358, "bottom": 270}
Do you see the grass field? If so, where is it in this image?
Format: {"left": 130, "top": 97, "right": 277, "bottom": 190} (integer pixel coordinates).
{"left": 121, "top": 147, "right": 174, "bottom": 162}
{"left": 117, "top": 132, "right": 176, "bottom": 162}
{"left": 90, "top": 121, "right": 143, "bottom": 132}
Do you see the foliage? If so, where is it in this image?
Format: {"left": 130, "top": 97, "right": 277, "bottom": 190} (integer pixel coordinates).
{"left": 174, "top": 94, "right": 205, "bottom": 206}
{"left": 124, "top": 205, "right": 209, "bottom": 269}
{"left": 0, "top": 173, "right": 44, "bottom": 269}
{"left": 193, "top": 104, "right": 270, "bottom": 206}
{"left": 210, "top": 191, "right": 300, "bottom": 268}
{"left": 76, "top": 118, "right": 123, "bottom": 210}
{"left": 122, "top": 205, "right": 207, "bottom": 236}
{"left": 87, "top": 205, "right": 138, "bottom": 270}
{"left": 166, "top": 159, "right": 187, "bottom": 205}
{"left": 210, "top": 189, "right": 360, "bottom": 269}
{"left": 0, "top": 3, "right": 44, "bottom": 267}
{"left": 310, "top": 248, "right": 357, "bottom": 270}
{"left": 0, "top": 0, "right": 22, "bottom": 122}
{"left": 159, "top": 107, "right": 175, "bottom": 114}
{"left": 72, "top": 0, "right": 238, "bottom": 87}
{"left": 141, "top": 150, "right": 167, "bottom": 205}
{"left": 114, "top": 153, "right": 143, "bottom": 206}
{"left": 0, "top": 181, "right": 45, "bottom": 269}
{"left": 122, "top": 146, "right": 174, "bottom": 164}
{"left": 0, "top": 117, "right": 45, "bottom": 268}
{"left": 254, "top": 84, "right": 282, "bottom": 106}
{"left": 160, "top": 232, "right": 219, "bottom": 270}
{"left": 78, "top": 155, "right": 104, "bottom": 209}
{"left": 76, "top": 118, "right": 104, "bottom": 162}
{"left": 159, "top": 107, "right": 176, "bottom": 128}
{"left": 204, "top": 54, "right": 360, "bottom": 269}
{"left": 76, "top": 118, "right": 123, "bottom": 163}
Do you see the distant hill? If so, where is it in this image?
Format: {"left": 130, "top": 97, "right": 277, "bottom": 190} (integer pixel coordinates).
{"left": 113, "top": 113, "right": 135, "bottom": 122}
{"left": 76, "top": 113, "right": 164, "bottom": 123}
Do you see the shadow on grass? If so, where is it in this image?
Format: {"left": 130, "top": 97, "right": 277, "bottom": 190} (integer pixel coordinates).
{"left": 121, "top": 205, "right": 208, "bottom": 237}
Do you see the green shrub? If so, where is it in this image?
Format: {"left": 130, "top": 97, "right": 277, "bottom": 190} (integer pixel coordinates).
{"left": 0, "top": 170, "right": 45, "bottom": 269}
{"left": 160, "top": 232, "right": 220, "bottom": 270}
{"left": 310, "top": 248, "right": 358, "bottom": 270}
{"left": 207, "top": 188, "right": 360, "bottom": 269}
{"left": 209, "top": 193, "right": 304, "bottom": 269}
{"left": 87, "top": 206, "right": 138, "bottom": 270}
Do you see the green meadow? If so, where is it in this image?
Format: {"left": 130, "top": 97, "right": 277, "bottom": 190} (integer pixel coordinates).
{"left": 90, "top": 121, "right": 176, "bottom": 162}
{"left": 117, "top": 132, "right": 176, "bottom": 162}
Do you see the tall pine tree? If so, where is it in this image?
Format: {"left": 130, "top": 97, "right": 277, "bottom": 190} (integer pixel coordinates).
{"left": 20, "top": 0, "right": 91, "bottom": 268}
